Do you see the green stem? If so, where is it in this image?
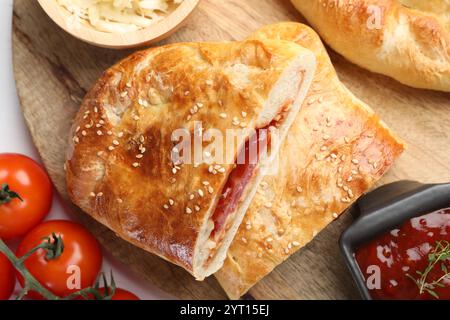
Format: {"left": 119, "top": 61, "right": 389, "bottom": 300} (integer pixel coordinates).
{"left": 0, "top": 184, "right": 23, "bottom": 205}
{"left": 0, "top": 239, "right": 59, "bottom": 300}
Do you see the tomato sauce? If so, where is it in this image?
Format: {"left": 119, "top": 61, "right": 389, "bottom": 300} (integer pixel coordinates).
{"left": 210, "top": 127, "right": 270, "bottom": 238}
{"left": 356, "top": 208, "right": 450, "bottom": 300}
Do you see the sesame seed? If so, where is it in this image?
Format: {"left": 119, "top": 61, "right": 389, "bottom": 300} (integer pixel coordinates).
{"left": 284, "top": 248, "right": 289, "bottom": 254}
{"left": 186, "top": 207, "right": 192, "bottom": 214}
{"left": 296, "top": 186, "right": 303, "bottom": 193}
{"left": 117, "top": 198, "right": 123, "bottom": 204}
{"left": 172, "top": 168, "right": 177, "bottom": 174}
{"left": 246, "top": 224, "right": 252, "bottom": 230}
{"left": 112, "top": 140, "right": 119, "bottom": 146}
{"left": 219, "top": 113, "right": 227, "bottom": 119}
{"left": 89, "top": 192, "right": 96, "bottom": 197}
{"left": 97, "top": 130, "right": 103, "bottom": 136}
{"left": 97, "top": 151, "right": 103, "bottom": 157}
{"left": 352, "top": 159, "right": 359, "bottom": 165}
{"left": 320, "top": 146, "right": 327, "bottom": 151}
{"left": 332, "top": 213, "right": 338, "bottom": 219}
{"left": 163, "top": 204, "right": 169, "bottom": 210}
{"left": 208, "top": 186, "right": 214, "bottom": 194}
{"left": 265, "top": 202, "right": 272, "bottom": 208}
{"left": 118, "top": 132, "right": 124, "bottom": 138}
{"left": 292, "top": 241, "right": 300, "bottom": 247}
{"left": 108, "top": 146, "right": 115, "bottom": 151}
{"left": 120, "top": 91, "right": 128, "bottom": 97}
{"left": 189, "top": 194, "right": 195, "bottom": 200}
{"left": 97, "top": 192, "right": 103, "bottom": 197}
{"left": 347, "top": 176, "right": 353, "bottom": 182}
{"left": 132, "top": 162, "right": 140, "bottom": 168}
{"left": 266, "top": 237, "right": 273, "bottom": 243}
{"left": 75, "top": 126, "right": 81, "bottom": 133}
{"left": 184, "top": 91, "right": 190, "bottom": 96}
{"left": 202, "top": 181, "right": 210, "bottom": 186}
{"left": 241, "top": 111, "right": 247, "bottom": 118}
{"left": 330, "top": 153, "right": 338, "bottom": 159}
{"left": 107, "top": 131, "right": 113, "bottom": 136}
{"left": 81, "top": 130, "right": 87, "bottom": 136}
{"left": 257, "top": 253, "right": 263, "bottom": 258}
{"left": 136, "top": 154, "right": 143, "bottom": 159}
{"left": 133, "top": 115, "right": 140, "bottom": 121}
{"left": 344, "top": 137, "right": 350, "bottom": 143}
{"left": 241, "top": 237, "right": 248, "bottom": 244}
{"left": 206, "top": 80, "right": 213, "bottom": 86}
{"left": 198, "top": 189, "right": 204, "bottom": 197}
{"left": 323, "top": 134, "right": 330, "bottom": 140}
{"left": 169, "top": 199, "right": 174, "bottom": 206}
{"left": 194, "top": 205, "right": 201, "bottom": 212}
{"left": 197, "top": 102, "right": 204, "bottom": 108}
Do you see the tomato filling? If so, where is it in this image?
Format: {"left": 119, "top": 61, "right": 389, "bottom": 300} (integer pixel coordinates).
{"left": 210, "top": 128, "right": 270, "bottom": 238}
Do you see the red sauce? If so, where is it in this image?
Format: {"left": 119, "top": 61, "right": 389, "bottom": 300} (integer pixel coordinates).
{"left": 210, "top": 127, "right": 270, "bottom": 238}
{"left": 356, "top": 208, "right": 450, "bottom": 300}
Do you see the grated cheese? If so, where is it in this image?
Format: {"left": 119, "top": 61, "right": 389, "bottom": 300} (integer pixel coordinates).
{"left": 56, "top": 0, "right": 184, "bottom": 33}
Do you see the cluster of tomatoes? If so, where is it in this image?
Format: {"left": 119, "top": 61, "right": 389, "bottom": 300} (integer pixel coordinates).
{"left": 0, "top": 154, "right": 139, "bottom": 300}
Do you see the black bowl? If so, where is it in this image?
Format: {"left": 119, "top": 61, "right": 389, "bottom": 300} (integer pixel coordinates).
{"left": 339, "top": 180, "right": 450, "bottom": 300}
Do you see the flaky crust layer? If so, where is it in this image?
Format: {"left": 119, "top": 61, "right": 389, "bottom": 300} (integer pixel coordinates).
{"left": 66, "top": 39, "right": 315, "bottom": 278}
{"left": 291, "top": 0, "right": 450, "bottom": 92}
{"left": 214, "top": 22, "right": 405, "bottom": 299}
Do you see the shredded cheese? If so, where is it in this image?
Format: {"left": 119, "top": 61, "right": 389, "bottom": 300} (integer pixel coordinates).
{"left": 56, "top": 0, "right": 184, "bottom": 33}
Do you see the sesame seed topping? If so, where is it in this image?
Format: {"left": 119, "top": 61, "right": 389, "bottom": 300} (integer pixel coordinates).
{"left": 108, "top": 146, "right": 115, "bottom": 151}
{"left": 202, "top": 181, "right": 210, "bottom": 186}
{"left": 194, "top": 205, "right": 201, "bottom": 212}
{"left": 186, "top": 207, "right": 192, "bottom": 214}
{"left": 133, "top": 115, "right": 140, "bottom": 121}
{"left": 241, "top": 111, "right": 247, "bottom": 118}
{"left": 97, "top": 192, "right": 103, "bottom": 197}
{"left": 136, "top": 154, "right": 143, "bottom": 159}
{"left": 81, "top": 130, "right": 87, "bottom": 136}
{"left": 265, "top": 202, "right": 272, "bottom": 208}
{"left": 97, "top": 130, "right": 103, "bottom": 136}
{"left": 296, "top": 186, "right": 303, "bottom": 193}
{"left": 198, "top": 189, "right": 204, "bottom": 197}
{"left": 292, "top": 241, "right": 300, "bottom": 247}
{"left": 323, "top": 134, "right": 330, "bottom": 140}
{"left": 163, "top": 204, "right": 169, "bottom": 210}
{"left": 75, "top": 126, "right": 81, "bottom": 133}
{"left": 266, "top": 237, "right": 273, "bottom": 243}
{"left": 219, "top": 113, "right": 227, "bottom": 119}
{"left": 352, "top": 159, "right": 359, "bottom": 165}
{"left": 120, "top": 91, "right": 128, "bottom": 98}
{"left": 112, "top": 140, "right": 119, "bottom": 146}
{"left": 89, "top": 192, "right": 96, "bottom": 197}
{"left": 184, "top": 91, "right": 190, "bottom": 96}
{"left": 117, "top": 198, "right": 123, "bottom": 204}
{"left": 332, "top": 213, "right": 338, "bottom": 219}
{"left": 169, "top": 199, "right": 174, "bottom": 206}
{"left": 132, "top": 162, "right": 140, "bottom": 168}
{"left": 208, "top": 186, "right": 214, "bottom": 194}
{"left": 118, "top": 132, "right": 124, "bottom": 138}
{"left": 189, "top": 194, "right": 195, "bottom": 200}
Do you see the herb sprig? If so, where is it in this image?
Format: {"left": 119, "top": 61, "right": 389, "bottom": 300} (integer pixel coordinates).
{"left": 406, "top": 240, "right": 450, "bottom": 299}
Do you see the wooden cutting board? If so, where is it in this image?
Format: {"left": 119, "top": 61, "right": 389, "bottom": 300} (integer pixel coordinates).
{"left": 12, "top": 0, "right": 450, "bottom": 300}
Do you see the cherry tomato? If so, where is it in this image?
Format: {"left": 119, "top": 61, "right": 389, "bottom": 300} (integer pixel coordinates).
{"left": 16, "top": 220, "right": 102, "bottom": 299}
{"left": 0, "top": 154, "right": 53, "bottom": 240}
{"left": 0, "top": 252, "right": 15, "bottom": 300}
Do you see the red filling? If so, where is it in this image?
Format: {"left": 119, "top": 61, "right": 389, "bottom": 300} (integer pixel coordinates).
{"left": 210, "top": 127, "right": 271, "bottom": 238}
{"left": 209, "top": 100, "right": 292, "bottom": 241}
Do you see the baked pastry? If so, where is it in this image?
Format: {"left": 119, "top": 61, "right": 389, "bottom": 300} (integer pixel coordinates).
{"left": 214, "top": 22, "right": 405, "bottom": 299}
{"left": 291, "top": 0, "right": 450, "bottom": 92}
{"left": 65, "top": 39, "right": 316, "bottom": 280}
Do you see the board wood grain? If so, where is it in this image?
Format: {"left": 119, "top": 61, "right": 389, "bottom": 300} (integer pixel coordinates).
{"left": 12, "top": 0, "right": 450, "bottom": 299}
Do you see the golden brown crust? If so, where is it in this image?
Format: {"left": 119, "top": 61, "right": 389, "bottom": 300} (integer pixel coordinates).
{"left": 291, "top": 0, "right": 450, "bottom": 92}
{"left": 66, "top": 39, "right": 315, "bottom": 277}
{"left": 214, "top": 22, "right": 406, "bottom": 299}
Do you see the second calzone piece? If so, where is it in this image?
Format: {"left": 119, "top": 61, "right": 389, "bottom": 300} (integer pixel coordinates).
{"left": 66, "top": 40, "right": 316, "bottom": 280}
{"left": 215, "top": 23, "right": 405, "bottom": 299}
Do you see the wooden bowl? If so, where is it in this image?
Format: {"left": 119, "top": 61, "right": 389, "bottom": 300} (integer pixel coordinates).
{"left": 37, "top": 0, "right": 200, "bottom": 49}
